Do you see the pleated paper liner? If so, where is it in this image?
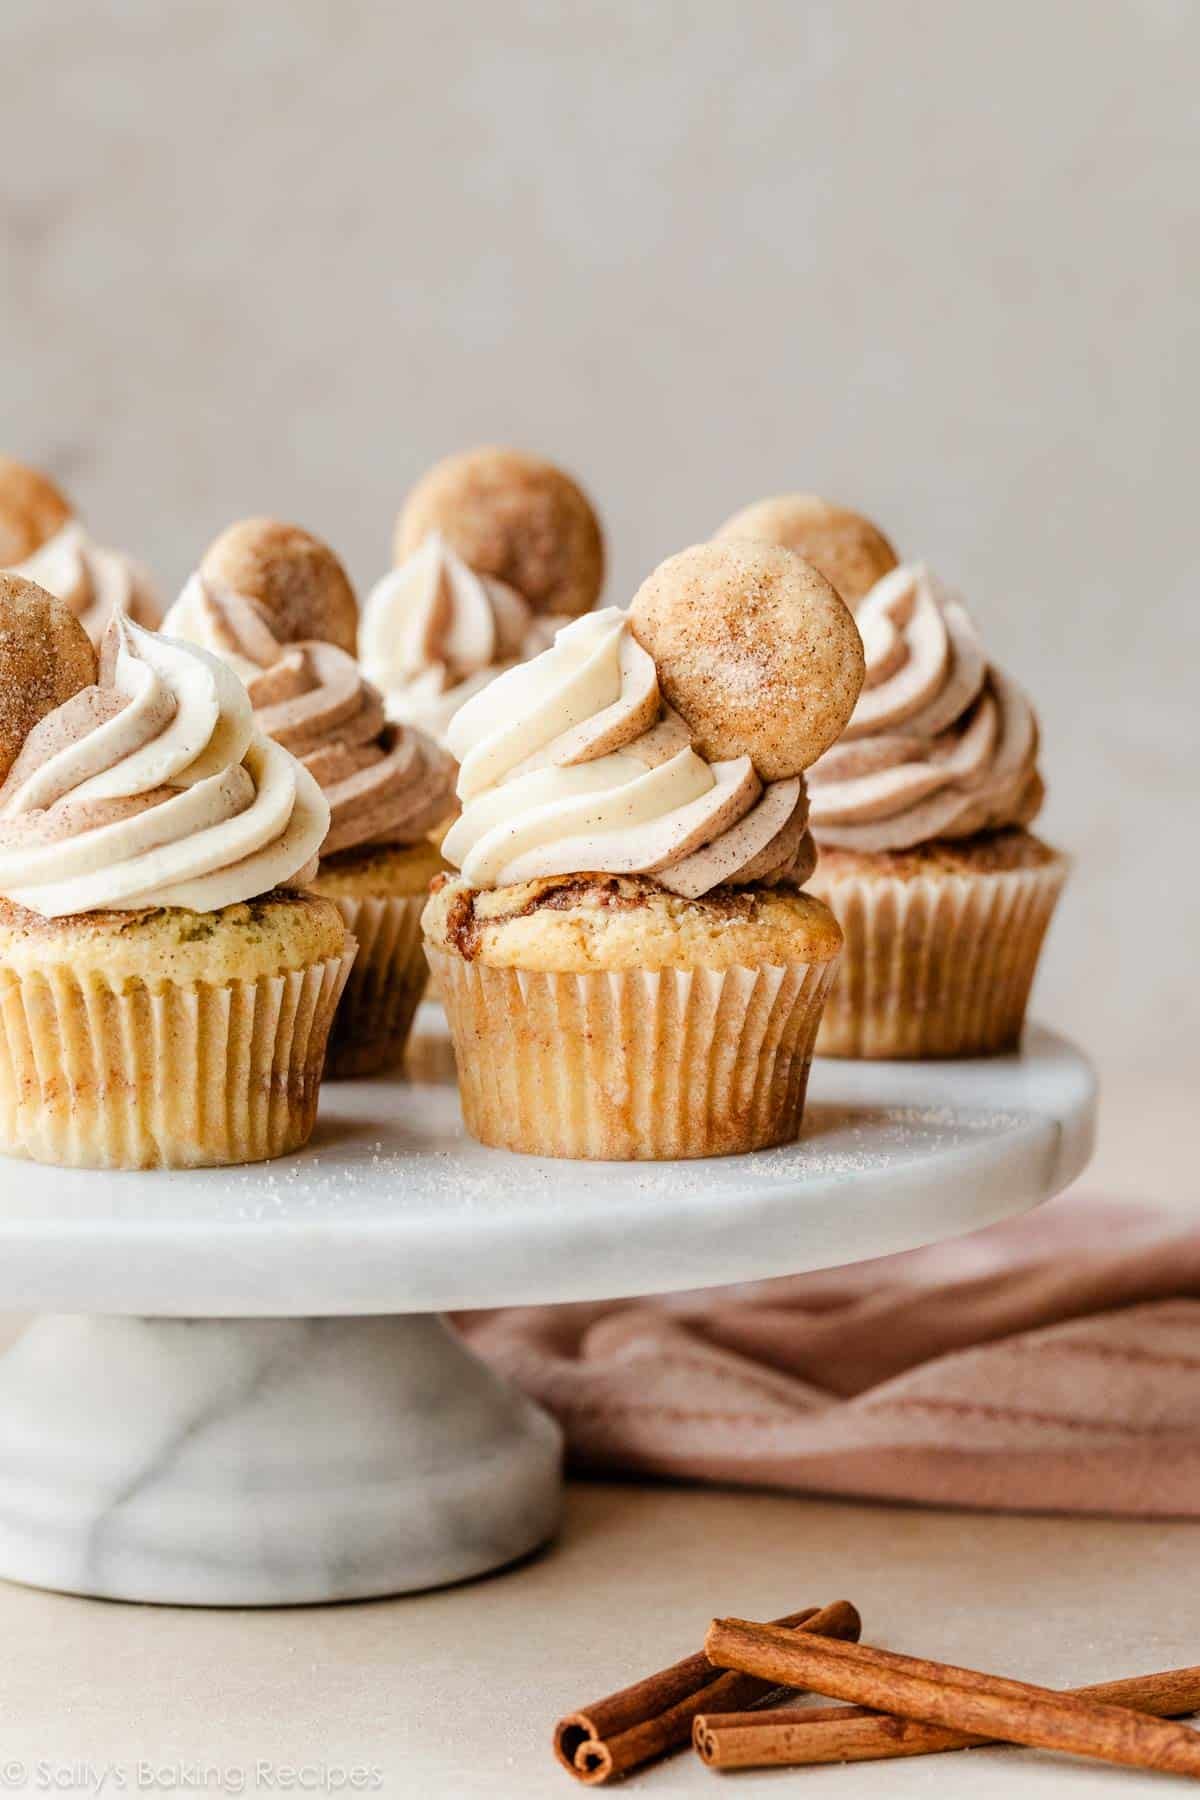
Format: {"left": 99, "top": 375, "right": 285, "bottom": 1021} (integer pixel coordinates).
{"left": 0, "top": 947, "right": 355, "bottom": 1169}
{"left": 426, "top": 949, "right": 840, "bottom": 1160}
{"left": 324, "top": 893, "right": 430, "bottom": 1077}
{"left": 808, "top": 856, "right": 1068, "bottom": 1059}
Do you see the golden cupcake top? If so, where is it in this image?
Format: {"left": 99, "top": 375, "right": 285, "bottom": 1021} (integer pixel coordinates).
{"left": 439, "top": 543, "right": 863, "bottom": 897}
{"left": 807, "top": 562, "right": 1044, "bottom": 852}
{"left": 166, "top": 524, "right": 455, "bottom": 859}
{"left": 424, "top": 870, "right": 843, "bottom": 972}
{"left": 0, "top": 576, "right": 329, "bottom": 918}
{"left": 0, "top": 456, "right": 162, "bottom": 646}
{"left": 714, "top": 493, "right": 898, "bottom": 606}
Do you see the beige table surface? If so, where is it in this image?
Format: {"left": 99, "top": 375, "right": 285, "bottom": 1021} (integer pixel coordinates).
{"left": 1, "top": 1061, "right": 1195, "bottom": 1800}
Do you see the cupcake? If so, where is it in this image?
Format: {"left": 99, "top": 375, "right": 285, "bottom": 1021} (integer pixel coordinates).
{"left": 0, "top": 455, "right": 161, "bottom": 643}
{"left": 360, "top": 447, "right": 604, "bottom": 742}
{"left": 423, "top": 541, "right": 864, "bottom": 1160}
{"left": 805, "top": 562, "right": 1068, "bottom": 1058}
{"left": 166, "top": 520, "right": 456, "bottom": 1076}
{"left": 715, "top": 493, "right": 899, "bottom": 607}
{"left": 0, "top": 575, "right": 351, "bottom": 1169}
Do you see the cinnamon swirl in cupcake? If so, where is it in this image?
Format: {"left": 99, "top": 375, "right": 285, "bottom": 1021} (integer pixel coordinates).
{"left": 167, "top": 520, "right": 456, "bottom": 1075}
{"left": 423, "top": 541, "right": 863, "bottom": 1159}
{"left": 0, "top": 456, "right": 161, "bottom": 644}
{"left": 0, "top": 575, "right": 351, "bottom": 1169}
{"left": 362, "top": 448, "right": 604, "bottom": 742}
{"left": 806, "top": 563, "right": 1068, "bottom": 1057}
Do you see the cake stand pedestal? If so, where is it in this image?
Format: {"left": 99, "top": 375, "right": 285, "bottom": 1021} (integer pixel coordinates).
{"left": 0, "top": 1011, "right": 1095, "bottom": 1606}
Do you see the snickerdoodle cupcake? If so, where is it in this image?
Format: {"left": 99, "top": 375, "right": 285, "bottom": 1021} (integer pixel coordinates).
{"left": 0, "top": 576, "right": 350, "bottom": 1169}
{"left": 805, "top": 562, "right": 1068, "bottom": 1058}
{"left": 0, "top": 455, "right": 161, "bottom": 643}
{"left": 423, "top": 541, "right": 864, "bottom": 1160}
{"left": 361, "top": 447, "right": 604, "bottom": 742}
{"left": 714, "top": 493, "right": 898, "bottom": 607}
{"left": 167, "top": 520, "right": 456, "bottom": 1075}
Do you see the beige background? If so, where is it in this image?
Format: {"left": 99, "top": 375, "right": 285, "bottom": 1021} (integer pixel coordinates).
{"left": 1, "top": 0, "right": 1196, "bottom": 1079}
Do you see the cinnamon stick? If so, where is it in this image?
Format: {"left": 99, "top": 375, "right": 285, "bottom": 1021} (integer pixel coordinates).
{"left": 695, "top": 1666, "right": 1200, "bottom": 1769}
{"left": 704, "top": 1620, "right": 1200, "bottom": 1779}
{"left": 553, "top": 1599, "right": 860, "bottom": 1785}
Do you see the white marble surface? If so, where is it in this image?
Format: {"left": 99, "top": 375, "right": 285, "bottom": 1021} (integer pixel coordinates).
{"left": 0, "top": 1019, "right": 1094, "bottom": 1605}
{"left": 0, "top": 1314, "right": 561, "bottom": 1606}
{"left": 0, "top": 1018, "right": 1096, "bottom": 1315}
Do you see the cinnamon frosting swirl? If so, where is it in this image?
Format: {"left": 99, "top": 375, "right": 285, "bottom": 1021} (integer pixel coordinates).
{"left": 165, "top": 575, "right": 455, "bottom": 857}
{"left": 0, "top": 618, "right": 328, "bottom": 917}
{"left": 807, "top": 564, "right": 1043, "bottom": 852}
{"left": 441, "top": 609, "right": 814, "bottom": 897}
{"left": 12, "top": 520, "right": 161, "bottom": 646}
{"left": 359, "top": 532, "right": 558, "bottom": 742}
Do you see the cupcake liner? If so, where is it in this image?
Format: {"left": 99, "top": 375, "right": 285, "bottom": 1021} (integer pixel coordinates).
{"left": 426, "top": 949, "right": 839, "bottom": 1160}
{"left": 809, "top": 857, "right": 1068, "bottom": 1059}
{"left": 0, "top": 948, "right": 354, "bottom": 1169}
{"left": 325, "top": 893, "right": 430, "bottom": 1077}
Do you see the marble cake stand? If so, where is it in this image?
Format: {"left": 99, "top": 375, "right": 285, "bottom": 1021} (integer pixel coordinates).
{"left": 0, "top": 1010, "right": 1095, "bottom": 1607}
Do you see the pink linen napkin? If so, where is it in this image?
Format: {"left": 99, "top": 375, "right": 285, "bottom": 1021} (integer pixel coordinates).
{"left": 457, "top": 1194, "right": 1200, "bottom": 1516}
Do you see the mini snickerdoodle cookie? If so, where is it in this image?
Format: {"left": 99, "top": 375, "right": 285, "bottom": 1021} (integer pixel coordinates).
{"left": 200, "top": 518, "right": 358, "bottom": 654}
{"left": 392, "top": 446, "right": 604, "bottom": 620}
{"left": 0, "top": 574, "right": 99, "bottom": 781}
{"left": 424, "top": 545, "right": 863, "bottom": 1160}
{"left": 628, "top": 540, "right": 864, "bottom": 782}
{"left": 0, "top": 457, "right": 73, "bottom": 565}
{"left": 0, "top": 457, "right": 161, "bottom": 644}
{"left": 714, "top": 494, "right": 898, "bottom": 606}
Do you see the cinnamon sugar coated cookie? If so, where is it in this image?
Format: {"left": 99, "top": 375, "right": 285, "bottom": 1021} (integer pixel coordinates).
{"left": 393, "top": 446, "right": 604, "bottom": 616}
{"left": 0, "top": 457, "right": 73, "bottom": 565}
{"left": 629, "top": 541, "right": 864, "bottom": 781}
{"left": 714, "top": 494, "right": 898, "bottom": 605}
{"left": 200, "top": 518, "right": 358, "bottom": 653}
{"left": 0, "top": 574, "right": 97, "bottom": 782}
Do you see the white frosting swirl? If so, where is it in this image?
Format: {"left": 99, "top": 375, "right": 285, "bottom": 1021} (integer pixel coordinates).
{"left": 359, "top": 532, "right": 557, "bottom": 742}
{"left": 0, "top": 619, "right": 328, "bottom": 917}
{"left": 163, "top": 573, "right": 456, "bottom": 857}
{"left": 12, "top": 519, "right": 161, "bottom": 646}
{"left": 807, "top": 564, "right": 1042, "bottom": 851}
{"left": 441, "top": 610, "right": 813, "bottom": 896}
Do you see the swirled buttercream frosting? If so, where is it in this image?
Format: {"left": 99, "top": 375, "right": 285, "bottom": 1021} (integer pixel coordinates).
{"left": 11, "top": 520, "right": 161, "bottom": 646}
{"left": 440, "top": 609, "right": 814, "bottom": 897}
{"left": 165, "top": 574, "right": 455, "bottom": 856}
{"left": 0, "top": 618, "right": 329, "bottom": 917}
{"left": 359, "top": 532, "right": 558, "bottom": 742}
{"left": 807, "top": 564, "right": 1043, "bottom": 852}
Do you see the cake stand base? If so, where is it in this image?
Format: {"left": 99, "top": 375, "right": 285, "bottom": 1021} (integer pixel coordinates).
{"left": 0, "top": 1313, "right": 563, "bottom": 1606}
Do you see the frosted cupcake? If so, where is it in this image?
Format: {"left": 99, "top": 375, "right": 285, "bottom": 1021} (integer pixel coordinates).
{"left": 361, "top": 447, "right": 604, "bottom": 742}
{"left": 0, "top": 576, "right": 351, "bottom": 1169}
{"left": 715, "top": 493, "right": 899, "bottom": 607}
{"left": 423, "top": 541, "right": 864, "bottom": 1160}
{"left": 166, "top": 520, "right": 456, "bottom": 1076}
{"left": 0, "top": 455, "right": 161, "bottom": 644}
{"left": 806, "top": 562, "right": 1067, "bottom": 1058}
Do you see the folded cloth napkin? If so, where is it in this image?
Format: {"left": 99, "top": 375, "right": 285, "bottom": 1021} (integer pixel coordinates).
{"left": 457, "top": 1194, "right": 1200, "bottom": 1517}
